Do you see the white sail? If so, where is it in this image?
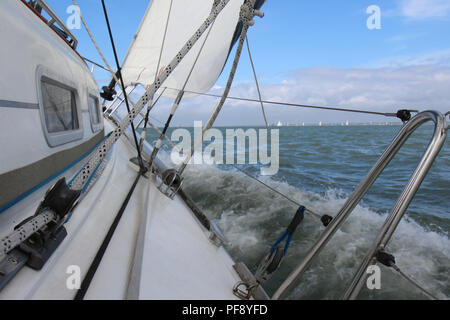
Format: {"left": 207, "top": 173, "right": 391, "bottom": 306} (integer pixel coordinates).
{"left": 121, "top": 0, "right": 245, "bottom": 98}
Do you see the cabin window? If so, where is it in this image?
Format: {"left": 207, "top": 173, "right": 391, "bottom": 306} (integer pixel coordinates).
{"left": 88, "top": 94, "right": 103, "bottom": 133}
{"left": 41, "top": 79, "right": 79, "bottom": 133}
{"left": 37, "top": 67, "right": 83, "bottom": 147}
{"left": 89, "top": 95, "right": 100, "bottom": 124}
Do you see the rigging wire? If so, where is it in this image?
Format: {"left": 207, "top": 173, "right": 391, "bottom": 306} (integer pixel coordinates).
{"left": 71, "top": 0, "right": 117, "bottom": 81}
{"left": 64, "top": 1, "right": 443, "bottom": 301}
{"left": 101, "top": 0, "right": 144, "bottom": 166}
{"left": 138, "top": 119, "right": 323, "bottom": 221}
{"left": 167, "top": 88, "right": 411, "bottom": 119}
{"left": 73, "top": 0, "right": 151, "bottom": 154}
{"left": 73, "top": 0, "right": 148, "bottom": 165}
{"left": 73, "top": 0, "right": 407, "bottom": 130}
{"left": 177, "top": 0, "right": 264, "bottom": 175}
{"left": 140, "top": 0, "right": 174, "bottom": 136}
{"left": 0, "top": 0, "right": 237, "bottom": 260}
{"left": 375, "top": 251, "right": 439, "bottom": 300}
{"left": 147, "top": 7, "right": 219, "bottom": 168}
{"left": 80, "top": 56, "right": 110, "bottom": 72}
{"left": 392, "top": 264, "right": 438, "bottom": 300}
{"left": 148, "top": 115, "right": 165, "bottom": 126}
{"left": 231, "top": 165, "right": 321, "bottom": 219}
{"left": 245, "top": 35, "right": 269, "bottom": 129}
{"left": 134, "top": 87, "right": 168, "bottom": 126}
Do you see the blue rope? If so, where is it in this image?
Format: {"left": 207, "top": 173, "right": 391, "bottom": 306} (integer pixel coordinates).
{"left": 269, "top": 205, "right": 305, "bottom": 256}
{"left": 270, "top": 231, "right": 293, "bottom": 256}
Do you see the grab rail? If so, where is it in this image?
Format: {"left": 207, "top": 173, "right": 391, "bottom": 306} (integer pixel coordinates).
{"left": 27, "top": 0, "right": 78, "bottom": 49}
{"left": 272, "top": 110, "right": 447, "bottom": 300}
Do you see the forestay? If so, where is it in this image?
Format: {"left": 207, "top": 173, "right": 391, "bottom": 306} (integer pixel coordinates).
{"left": 121, "top": 0, "right": 245, "bottom": 98}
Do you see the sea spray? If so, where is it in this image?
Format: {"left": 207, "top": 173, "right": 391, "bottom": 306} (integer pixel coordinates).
{"left": 146, "top": 125, "right": 449, "bottom": 299}
{"left": 182, "top": 163, "right": 450, "bottom": 300}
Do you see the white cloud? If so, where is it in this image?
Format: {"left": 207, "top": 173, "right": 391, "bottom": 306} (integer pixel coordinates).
{"left": 400, "top": 0, "right": 450, "bottom": 20}
{"left": 125, "top": 52, "right": 450, "bottom": 126}
{"left": 141, "top": 64, "right": 450, "bottom": 126}
{"left": 372, "top": 49, "right": 450, "bottom": 68}
{"left": 386, "top": 32, "right": 426, "bottom": 43}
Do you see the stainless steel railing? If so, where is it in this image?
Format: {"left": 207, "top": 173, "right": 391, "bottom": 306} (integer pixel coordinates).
{"left": 32, "top": 0, "right": 78, "bottom": 49}
{"left": 272, "top": 110, "right": 447, "bottom": 300}
{"left": 103, "top": 86, "right": 137, "bottom": 115}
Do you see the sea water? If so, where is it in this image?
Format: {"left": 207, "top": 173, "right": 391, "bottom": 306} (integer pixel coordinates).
{"left": 145, "top": 124, "right": 449, "bottom": 300}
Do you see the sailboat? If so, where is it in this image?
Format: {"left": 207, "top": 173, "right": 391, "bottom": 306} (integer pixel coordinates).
{"left": 0, "top": 0, "right": 447, "bottom": 301}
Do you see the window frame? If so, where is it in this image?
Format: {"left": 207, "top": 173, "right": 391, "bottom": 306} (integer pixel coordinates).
{"left": 36, "top": 65, "right": 83, "bottom": 147}
{"left": 87, "top": 91, "right": 103, "bottom": 133}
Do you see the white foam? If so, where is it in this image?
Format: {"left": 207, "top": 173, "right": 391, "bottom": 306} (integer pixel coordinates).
{"left": 181, "top": 162, "right": 449, "bottom": 299}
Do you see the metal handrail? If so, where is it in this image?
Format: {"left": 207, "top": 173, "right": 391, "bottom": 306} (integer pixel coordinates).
{"left": 104, "top": 86, "right": 137, "bottom": 115}
{"left": 33, "top": 0, "right": 78, "bottom": 49}
{"left": 272, "top": 110, "right": 447, "bottom": 300}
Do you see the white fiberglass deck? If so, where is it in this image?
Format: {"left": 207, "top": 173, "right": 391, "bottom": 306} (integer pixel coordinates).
{"left": 0, "top": 122, "right": 241, "bottom": 299}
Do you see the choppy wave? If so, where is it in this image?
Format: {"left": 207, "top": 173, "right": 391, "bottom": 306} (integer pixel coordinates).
{"left": 150, "top": 125, "right": 449, "bottom": 300}
{"left": 182, "top": 163, "right": 449, "bottom": 300}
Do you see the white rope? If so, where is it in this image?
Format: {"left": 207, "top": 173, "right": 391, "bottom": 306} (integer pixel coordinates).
{"left": 147, "top": 13, "right": 219, "bottom": 166}
{"left": 153, "top": 0, "right": 173, "bottom": 85}
{"left": 177, "top": 0, "right": 264, "bottom": 174}
{"left": 72, "top": 0, "right": 155, "bottom": 126}
{"left": 139, "top": 0, "right": 173, "bottom": 149}
{"left": 72, "top": 0, "right": 146, "bottom": 128}
{"left": 71, "top": 0, "right": 118, "bottom": 82}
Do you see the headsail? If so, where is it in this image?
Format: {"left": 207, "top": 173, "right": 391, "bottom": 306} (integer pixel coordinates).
{"left": 121, "top": 0, "right": 245, "bottom": 98}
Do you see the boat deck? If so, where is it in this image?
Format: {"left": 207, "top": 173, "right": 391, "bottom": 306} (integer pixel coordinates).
{"left": 0, "top": 122, "right": 240, "bottom": 299}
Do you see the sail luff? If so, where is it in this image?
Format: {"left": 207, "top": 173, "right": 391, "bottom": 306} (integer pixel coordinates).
{"left": 151, "top": 0, "right": 173, "bottom": 86}
{"left": 119, "top": 2, "right": 154, "bottom": 69}
{"left": 177, "top": 0, "right": 265, "bottom": 174}
{"left": 121, "top": 0, "right": 245, "bottom": 98}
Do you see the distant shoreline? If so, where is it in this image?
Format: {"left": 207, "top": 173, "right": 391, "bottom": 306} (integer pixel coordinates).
{"left": 161, "top": 122, "right": 420, "bottom": 128}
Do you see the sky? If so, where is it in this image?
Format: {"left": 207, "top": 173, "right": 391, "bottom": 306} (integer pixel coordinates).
{"left": 45, "top": 0, "right": 450, "bottom": 126}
